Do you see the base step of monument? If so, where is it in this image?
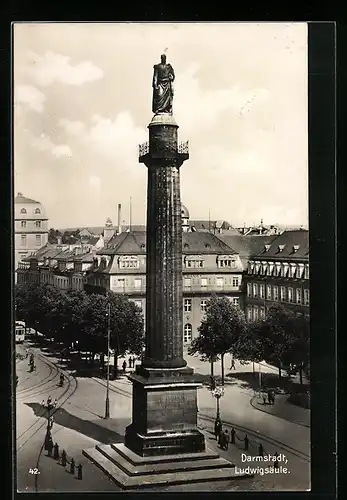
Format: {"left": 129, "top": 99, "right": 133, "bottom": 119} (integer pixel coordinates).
{"left": 82, "top": 443, "right": 253, "bottom": 490}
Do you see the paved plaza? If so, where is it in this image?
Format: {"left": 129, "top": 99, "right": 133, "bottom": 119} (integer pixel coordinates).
{"left": 15, "top": 340, "right": 310, "bottom": 492}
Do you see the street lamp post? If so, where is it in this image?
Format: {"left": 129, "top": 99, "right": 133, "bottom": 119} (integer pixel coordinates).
{"left": 104, "top": 302, "right": 111, "bottom": 419}
{"left": 212, "top": 386, "right": 224, "bottom": 432}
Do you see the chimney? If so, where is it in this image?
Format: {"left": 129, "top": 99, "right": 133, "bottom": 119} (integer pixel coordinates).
{"left": 118, "top": 204, "right": 122, "bottom": 234}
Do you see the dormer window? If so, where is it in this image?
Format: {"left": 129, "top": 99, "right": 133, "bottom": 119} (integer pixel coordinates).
{"left": 205, "top": 244, "right": 211, "bottom": 249}
{"left": 278, "top": 245, "right": 285, "bottom": 253}
{"left": 140, "top": 244, "right": 145, "bottom": 249}
{"left": 292, "top": 245, "right": 300, "bottom": 253}
{"left": 35, "top": 208, "right": 41, "bottom": 214}
{"left": 119, "top": 256, "right": 139, "bottom": 269}
{"left": 184, "top": 243, "right": 189, "bottom": 248}
{"left": 264, "top": 244, "right": 271, "bottom": 252}
{"left": 21, "top": 208, "right": 27, "bottom": 214}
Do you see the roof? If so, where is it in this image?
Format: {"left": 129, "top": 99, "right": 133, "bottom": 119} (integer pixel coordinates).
{"left": 97, "top": 230, "right": 236, "bottom": 256}
{"left": 98, "top": 231, "right": 146, "bottom": 255}
{"left": 217, "top": 234, "right": 277, "bottom": 267}
{"left": 250, "top": 229, "right": 309, "bottom": 260}
{"left": 15, "top": 193, "right": 40, "bottom": 204}
{"left": 181, "top": 204, "right": 190, "bottom": 218}
{"left": 188, "top": 220, "right": 230, "bottom": 231}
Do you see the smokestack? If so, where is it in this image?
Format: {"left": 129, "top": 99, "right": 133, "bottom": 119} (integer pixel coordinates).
{"left": 118, "top": 204, "right": 122, "bottom": 234}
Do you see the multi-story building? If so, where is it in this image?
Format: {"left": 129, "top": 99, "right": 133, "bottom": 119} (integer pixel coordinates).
{"left": 243, "top": 229, "right": 309, "bottom": 321}
{"left": 14, "top": 193, "right": 49, "bottom": 281}
{"left": 84, "top": 229, "right": 244, "bottom": 343}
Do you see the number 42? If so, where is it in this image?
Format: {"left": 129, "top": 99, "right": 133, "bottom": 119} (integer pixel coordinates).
{"left": 29, "top": 468, "right": 40, "bottom": 475}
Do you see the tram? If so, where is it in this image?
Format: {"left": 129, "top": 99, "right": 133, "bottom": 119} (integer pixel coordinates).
{"left": 15, "top": 321, "right": 25, "bottom": 344}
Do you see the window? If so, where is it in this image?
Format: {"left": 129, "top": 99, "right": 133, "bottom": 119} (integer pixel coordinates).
{"left": 216, "top": 277, "right": 224, "bottom": 287}
{"left": 280, "top": 286, "right": 286, "bottom": 301}
{"left": 232, "top": 297, "right": 239, "bottom": 306}
{"left": 184, "top": 278, "right": 191, "bottom": 287}
{"left": 253, "top": 306, "right": 259, "bottom": 320}
{"left": 20, "top": 208, "right": 27, "bottom": 214}
{"left": 296, "top": 288, "right": 302, "bottom": 304}
{"left": 201, "top": 277, "right": 207, "bottom": 287}
{"left": 304, "top": 264, "right": 309, "bottom": 279}
{"left": 184, "top": 323, "right": 192, "bottom": 343}
{"left": 218, "top": 259, "right": 233, "bottom": 268}
{"left": 304, "top": 289, "right": 310, "bottom": 306}
{"left": 232, "top": 277, "right": 239, "bottom": 287}
{"left": 36, "top": 234, "right": 41, "bottom": 246}
{"left": 260, "top": 284, "right": 265, "bottom": 299}
{"left": 21, "top": 221, "right": 26, "bottom": 228}
{"left": 288, "top": 287, "right": 294, "bottom": 303}
{"left": 201, "top": 300, "right": 207, "bottom": 312}
{"left": 21, "top": 234, "right": 26, "bottom": 246}
{"left": 260, "top": 306, "right": 265, "bottom": 318}
{"left": 120, "top": 259, "right": 139, "bottom": 269}
{"left": 134, "top": 278, "right": 142, "bottom": 290}
{"left": 247, "top": 283, "right": 252, "bottom": 297}
{"left": 253, "top": 283, "right": 258, "bottom": 298}
{"left": 35, "top": 208, "right": 41, "bottom": 214}
{"left": 247, "top": 307, "right": 253, "bottom": 322}
{"left": 134, "top": 300, "right": 142, "bottom": 310}
{"left": 35, "top": 221, "right": 41, "bottom": 228}
{"left": 273, "top": 286, "right": 279, "bottom": 301}
{"left": 117, "top": 278, "right": 125, "bottom": 289}
{"left": 266, "top": 285, "right": 272, "bottom": 300}
{"left": 185, "top": 259, "right": 204, "bottom": 268}
{"left": 184, "top": 299, "right": 192, "bottom": 312}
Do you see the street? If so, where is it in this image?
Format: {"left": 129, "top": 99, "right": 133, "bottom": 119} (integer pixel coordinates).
{"left": 15, "top": 340, "right": 310, "bottom": 492}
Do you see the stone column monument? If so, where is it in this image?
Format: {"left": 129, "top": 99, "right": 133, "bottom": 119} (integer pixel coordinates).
{"left": 83, "top": 54, "right": 250, "bottom": 489}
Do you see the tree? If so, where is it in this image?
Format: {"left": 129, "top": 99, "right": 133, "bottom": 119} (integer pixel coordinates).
{"left": 234, "top": 318, "right": 264, "bottom": 366}
{"left": 189, "top": 294, "right": 247, "bottom": 385}
{"left": 48, "top": 228, "right": 62, "bottom": 244}
{"left": 287, "top": 313, "right": 310, "bottom": 384}
{"left": 107, "top": 292, "right": 144, "bottom": 378}
{"left": 257, "top": 304, "right": 297, "bottom": 379}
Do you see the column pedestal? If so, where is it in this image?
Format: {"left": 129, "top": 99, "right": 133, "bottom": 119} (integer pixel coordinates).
{"left": 124, "top": 366, "right": 205, "bottom": 457}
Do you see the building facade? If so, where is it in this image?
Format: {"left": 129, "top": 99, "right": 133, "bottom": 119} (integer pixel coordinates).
{"left": 84, "top": 230, "right": 244, "bottom": 343}
{"left": 14, "top": 193, "right": 49, "bottom": 280}
{"left": 244, "top": 230, "right": 310, "bottom": 321}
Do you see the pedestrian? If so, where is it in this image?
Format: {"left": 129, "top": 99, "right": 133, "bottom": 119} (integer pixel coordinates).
{"left": 122, "top": 360, "right": 127, "bottom": 372}
{"left": 262, "top": 392, "right": 267, "bottom": 405}
{"left": 218, "top": 428, "right": 225, "bottom": 449}
{"left": 70, "top": 457, "right": 75, "bottom": 474}
{"left": 230, "top": 359, "right": 236, "bottom": 370}
{"left": 49, "top": 415, "right": 54, "bottom": 429}
{"left": 16, "top": 375, "right": 18, "bottom": 387}
{"left": 46, "top": 396, "right": 52, "bottom": 410}
{"left": 223, "top": 429, "right": 230, "bottom": 450}
{"left": 77, "top": 463, "right": 83, "bottom": 480}
{"left": 271, "top": 391, "right": 276, "bottom": 405}
{"left": 61, "top": 449, "right": 67, "bottom": 467}
{"left": 214, "top": 418, "right": 222, "bottom": 440}
{"left": 47, "top": 437, "right": 53, "bottom": 457}
{"left": 267, "top": 390, "right": 272, "bottom": 405}
{"left": 210, "top": 375, "right": 216, "bottom": 390}
{"left": 25, "top": 348, "right": 29, "bottom": 358}
{"left": 53, "top": 398, "right": 58, "bottom": 408}
{"left": 59, "top": 373, "right": 64, "bottom": 387}
{"left": 53, "top": 442, "right": 59, "bottom": 460}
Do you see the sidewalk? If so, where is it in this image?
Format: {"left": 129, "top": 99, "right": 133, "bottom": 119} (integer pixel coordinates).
{"left": 250, "top": 394, "right": 310, "bottom": 428}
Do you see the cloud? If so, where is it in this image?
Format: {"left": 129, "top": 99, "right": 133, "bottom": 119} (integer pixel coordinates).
{"left": 30, "top": 133, "right": 72, "bottom": 158}
{"left": 26, "top": 50, "right": 104, "bottom": 86}
{"left": 14, "top": 84, "right": 46, "bottom": 112}
{"left": 58, "top": 118, "right": 86, "bottom": 136}
{"left": 174, "top": 62, "right": 271, "bottom": 135}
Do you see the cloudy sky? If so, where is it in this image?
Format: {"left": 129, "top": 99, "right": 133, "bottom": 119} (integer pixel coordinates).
{"left": 14, "top": 23, "right": 308, "bottom": 229}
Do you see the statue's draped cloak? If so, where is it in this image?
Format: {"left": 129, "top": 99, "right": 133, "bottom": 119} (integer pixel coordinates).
{"left": 152, "top": 63, "right": 175, "bottom": 114}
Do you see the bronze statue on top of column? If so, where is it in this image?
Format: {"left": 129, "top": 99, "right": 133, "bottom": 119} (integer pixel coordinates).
{"left": 152, "top": 54, "right": 175, "bottom": 115}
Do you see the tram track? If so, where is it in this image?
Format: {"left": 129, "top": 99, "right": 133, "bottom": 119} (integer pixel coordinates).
{"left": 91, "top": 377, "right": 310, "bottom": 463}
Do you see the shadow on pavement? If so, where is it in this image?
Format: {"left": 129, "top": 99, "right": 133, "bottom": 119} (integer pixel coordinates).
{"left": 226, "top": 371, "right": 309, "bottom": 395}
{"left": 25, "top": 402, "right": 125, "bottom": 444}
